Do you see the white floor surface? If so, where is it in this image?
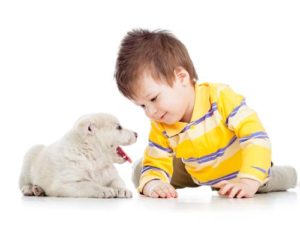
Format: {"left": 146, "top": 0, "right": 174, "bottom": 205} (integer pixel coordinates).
{"left": 2, "top": 185, "right": 299, "bottom": 228}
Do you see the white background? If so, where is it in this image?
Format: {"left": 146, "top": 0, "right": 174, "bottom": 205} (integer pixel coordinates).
{"left": 0, "top": 0, "right": 299, "bottom": 227}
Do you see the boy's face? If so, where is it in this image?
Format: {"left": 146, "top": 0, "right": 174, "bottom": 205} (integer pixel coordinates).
{"left": 132, "top": 69, "right": 195, "bottom": 125}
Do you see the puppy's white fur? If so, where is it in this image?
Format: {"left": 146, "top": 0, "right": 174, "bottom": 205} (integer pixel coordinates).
{"left": 19, "top": 113, "right": 137, "bottom": 198}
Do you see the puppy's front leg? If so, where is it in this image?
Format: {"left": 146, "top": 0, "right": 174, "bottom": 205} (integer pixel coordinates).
{"left": 110, "top": 178, "right": 132, "bottom": 198}
{"left": 52, "top": 181, "right": 115, "bottom": 198}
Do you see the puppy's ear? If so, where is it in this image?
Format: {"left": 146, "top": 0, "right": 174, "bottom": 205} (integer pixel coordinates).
{"left": 86, "top": 122, "right": 97, "bottom": 136}
{"left": 76, "top": 118, "right": 97, "bottom": 136}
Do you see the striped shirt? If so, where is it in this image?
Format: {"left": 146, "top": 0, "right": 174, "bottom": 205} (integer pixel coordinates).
{"left": 138, "top": 83, "right": 271, "bottom": 192}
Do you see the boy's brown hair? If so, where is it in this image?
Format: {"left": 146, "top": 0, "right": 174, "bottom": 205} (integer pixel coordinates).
{"left": 114, "top": 29, "right": 198, "bottom": 99}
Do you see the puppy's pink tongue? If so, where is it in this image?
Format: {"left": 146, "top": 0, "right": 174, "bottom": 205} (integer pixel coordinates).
{"left": 117, "top": 146, "right": 132, "bottom": 163}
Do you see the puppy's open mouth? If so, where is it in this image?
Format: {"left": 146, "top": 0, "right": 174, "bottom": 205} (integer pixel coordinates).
{"left": 117, "top": 146, "right": 132, "bottom": 163}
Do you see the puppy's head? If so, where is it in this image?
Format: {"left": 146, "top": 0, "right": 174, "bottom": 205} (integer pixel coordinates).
{"left": 74, "top": 113, "right": 137, "bottom": 164}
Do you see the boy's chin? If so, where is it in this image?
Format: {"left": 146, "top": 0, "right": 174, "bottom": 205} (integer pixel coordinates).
{"left": 153, "top": 114, "right": 180, "bottom": 125}
{"left": 159, "top": 117, "right": 178, "bottom": 125}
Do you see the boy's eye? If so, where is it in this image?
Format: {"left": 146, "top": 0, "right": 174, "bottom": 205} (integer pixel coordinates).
{"left": 150, "top": 96, "right": 157, "bottom": 102}
{"left": 116, "top": 125, "right": 122, "bottom": 130}
{"left": 141, "top": 104, "right": 146, "bottom": 109}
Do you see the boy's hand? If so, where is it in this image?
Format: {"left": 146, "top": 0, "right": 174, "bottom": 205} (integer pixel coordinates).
{"left": 212, "top": 178, "right": 260, "bottom": 198}
{"left": 142, "top": 180, "right": 178, "bottom": 198}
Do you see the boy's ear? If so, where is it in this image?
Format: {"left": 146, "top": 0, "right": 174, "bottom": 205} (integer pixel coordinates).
{"left": 173, "top": 66, "right": 190, "bottom": 86}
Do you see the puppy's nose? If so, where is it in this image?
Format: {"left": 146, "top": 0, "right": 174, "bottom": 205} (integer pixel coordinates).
{"left": 134, "top": 132, "right": 138, "bottom": 138}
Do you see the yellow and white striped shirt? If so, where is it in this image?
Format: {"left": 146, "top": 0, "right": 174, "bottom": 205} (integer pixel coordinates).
{"left": 138, "top": 82, "right": 272, "bottom": 192}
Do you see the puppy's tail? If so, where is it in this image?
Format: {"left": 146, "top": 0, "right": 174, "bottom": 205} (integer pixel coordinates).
{"left": 19, "top": 144, "right": 45, "bottom": 192}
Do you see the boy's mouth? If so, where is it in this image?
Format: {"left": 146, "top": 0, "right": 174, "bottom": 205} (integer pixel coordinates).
{"left": 160, "top": 112, "right": 167, "bottom": 120}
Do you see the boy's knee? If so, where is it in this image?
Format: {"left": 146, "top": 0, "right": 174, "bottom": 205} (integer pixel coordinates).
{"left": 131, "top": 158, "right": 143, "bottom": 189}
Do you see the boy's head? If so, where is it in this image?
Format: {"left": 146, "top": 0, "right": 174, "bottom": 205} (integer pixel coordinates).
{"left": 114, "top": 29, "right": 198, "bottom": 124}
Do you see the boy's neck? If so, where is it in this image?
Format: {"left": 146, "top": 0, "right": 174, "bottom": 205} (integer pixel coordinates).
{"left": 180, "top": 83, "right": 196, "bottom": 123}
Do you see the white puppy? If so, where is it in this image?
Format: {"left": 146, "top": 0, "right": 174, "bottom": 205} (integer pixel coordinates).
{"left": 19, "top": 113, "right": 137, "bottom": 198}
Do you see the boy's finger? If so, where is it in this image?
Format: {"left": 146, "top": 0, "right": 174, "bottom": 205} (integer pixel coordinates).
{"left": 156, "top": 188, "right": 167, "bottom": 198}
{"left": 166, "top": 186, "right": 177, "bottom": 198}
{"left": 168, "top": 184, "right": 178, "bottom": 198}
{"left": 161, "top": 185, "right": 177, "bottom": 198}
{"left": 212, "top": 180, "right": 230, "bottom": 188}
{"left": 236, "top": 189, "right": 245, "bottom": 199}
{"left": 159, "top": 185, "right": 174, "bottom": 198}
{"left": 149, "top": 190, "right": 159, "bottom": 198}
{"left": 228, "top": 186, "right": 241, "bottom": 198}
{"left": 219, "top": 183, "right": 235, "bottom": 195}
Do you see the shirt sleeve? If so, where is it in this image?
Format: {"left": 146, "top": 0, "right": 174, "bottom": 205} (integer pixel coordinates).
{"left": 137, "top": 121, "right": 174, "bottom": 193}
{"left": 215, "top": 84, "right": 272, "bottom": 184}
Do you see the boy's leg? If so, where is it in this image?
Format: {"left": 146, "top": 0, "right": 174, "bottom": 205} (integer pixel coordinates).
{"left": 131, "top": 157, "right": 198, "bottom": 189}
{"left": 257, "top": 165, "right": 298, "bottom": 193}
{"left": 131, "top": 158, "right": 143, "bottom": 189}
{"left": 171, "top": 157, "right": 199, "bottom": 189}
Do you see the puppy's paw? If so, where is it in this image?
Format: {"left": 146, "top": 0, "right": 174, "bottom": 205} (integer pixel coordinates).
{"left": 21, "top": 185, "right": 34, "bottom": 196}
{"left": 98, "top": 187, "right": 115, "bottom": 198}
{"left": 32, "top": 185, "right": 45, "bottom": 196}
{"left": 114, "top": 188, "right": 132, "bottom": 198}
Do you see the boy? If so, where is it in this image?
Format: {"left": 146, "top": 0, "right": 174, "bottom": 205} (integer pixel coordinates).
{"left": 114, "top": 29, "right": 297, "bottom": 198}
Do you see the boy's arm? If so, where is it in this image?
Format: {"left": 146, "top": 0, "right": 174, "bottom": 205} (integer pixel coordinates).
{"left": 215, "top": 84, "right": 272, "bottom": 185}
{"left": 137, "top": 122, "right": 174, "bottom": 193}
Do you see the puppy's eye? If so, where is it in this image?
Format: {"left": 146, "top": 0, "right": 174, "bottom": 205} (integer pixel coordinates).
{"left": 117, "top": 125, "right": 122, "bottom": 130}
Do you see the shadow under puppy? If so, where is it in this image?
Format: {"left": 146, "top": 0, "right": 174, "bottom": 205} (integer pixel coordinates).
{"left": 19, "top": 113, "right": 137, "bottom": 198}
